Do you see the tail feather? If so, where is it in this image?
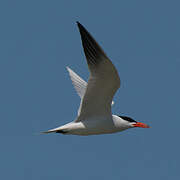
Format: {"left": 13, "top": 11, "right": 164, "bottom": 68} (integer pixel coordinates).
{"left": 41, "top": 127, "right": 62, "bottom": 134}
{"left": 41, "top": 130, "right": 55, "bottom": 134}
{"left": 41, "top": 129, "right": 67, "bottom": 134}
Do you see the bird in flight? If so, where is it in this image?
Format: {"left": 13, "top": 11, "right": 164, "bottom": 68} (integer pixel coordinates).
{"left": 43, "top": 22, "right": 150, "bottom": 135}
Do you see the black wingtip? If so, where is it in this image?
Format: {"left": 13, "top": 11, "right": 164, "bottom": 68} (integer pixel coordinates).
{"left": 76, "top": 21, "right": 82, "bottom": 28}
{"left": 76, "top": 22, "right": 107, "bottom": 65}
{"left": 76, "top": 21, "right": 86, "bottom": 32}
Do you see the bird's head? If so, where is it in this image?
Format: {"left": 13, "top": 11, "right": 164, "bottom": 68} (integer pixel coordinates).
{"left": 118, "top": 116, "right": 150, "bottom": 128}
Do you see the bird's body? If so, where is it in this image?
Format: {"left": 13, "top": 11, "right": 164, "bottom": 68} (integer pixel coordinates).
{"left": 43, "top": 22, "right": 150, "bottom": 136}
{"left": 46, "top": 115, "right": 132, "bottom": 136}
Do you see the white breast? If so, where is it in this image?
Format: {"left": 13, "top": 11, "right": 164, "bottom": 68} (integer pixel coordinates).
{"left": 61, "top": 115, "right": 131, "bottom": 135}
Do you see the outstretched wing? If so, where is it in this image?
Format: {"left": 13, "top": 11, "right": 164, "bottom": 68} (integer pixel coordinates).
{"left": 67, "top": 66, "right": 115, "bottom": 106}
{"left": 66, "top": 67, "right": 87, "bottom": 99}
{"left": 76, "top": 22, "right": 120, "bottom": 121}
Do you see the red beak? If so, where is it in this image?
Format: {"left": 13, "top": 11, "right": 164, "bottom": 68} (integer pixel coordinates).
{"left": 133, "top": 122, "right": 150, "bottom": 128}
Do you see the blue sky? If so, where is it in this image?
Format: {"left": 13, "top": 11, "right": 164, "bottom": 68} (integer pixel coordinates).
{"left": 0, "top": 0, "right": 179, "bottom": 179}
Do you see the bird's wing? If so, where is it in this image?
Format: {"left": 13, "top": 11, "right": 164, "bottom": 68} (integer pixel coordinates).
{"left": 76, "top": 22, "right": 120, "bottom": 121}
{"left": 67, "top": 66, "right": 115, "bottom": 106}
{"left": 66, "top": 66, "right": 87, "bottom": 99}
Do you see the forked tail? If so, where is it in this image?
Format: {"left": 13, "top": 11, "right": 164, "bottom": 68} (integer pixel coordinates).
{"left": 41, "top": 128, "right": 67, "bottom": 134}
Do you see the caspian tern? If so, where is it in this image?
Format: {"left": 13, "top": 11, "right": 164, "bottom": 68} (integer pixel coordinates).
{"left": 42, "top": 22, "right": 150, "bottom": 135}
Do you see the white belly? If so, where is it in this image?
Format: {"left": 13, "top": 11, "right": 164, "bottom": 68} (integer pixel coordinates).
{"left": 61, "top": 117, "right": 129, "bottom": 135}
